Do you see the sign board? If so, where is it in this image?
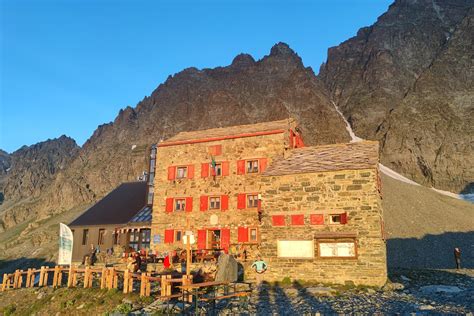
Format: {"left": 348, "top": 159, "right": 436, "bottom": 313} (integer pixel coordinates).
{"left": 319, "top": 242, "right": 356, "bottom": 257}
{"left": 183, "top": 234, "right": 195, "bottom": 245}
{"left": 153, "top": 235, "right": 161, "bottom": 244}
{"left": 58, "top": 223, "right": 73, "bottom": 265}
{"left": 210, "top": 214, "right": 218, "bottom": 225}
{"left": 277, "top": 240, "right": 314, "bottom": 258}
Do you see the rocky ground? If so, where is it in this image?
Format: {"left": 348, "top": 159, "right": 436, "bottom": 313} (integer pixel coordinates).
{"left": 140, "top": 268, "right": 474, "bottom": 315}
{"left": 1, "top": 268, "right": 472, "bottom": 315}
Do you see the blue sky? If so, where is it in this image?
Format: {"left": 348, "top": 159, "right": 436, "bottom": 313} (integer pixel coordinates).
{"left": 0, "top": 0, "right": 392, "bottom": 153}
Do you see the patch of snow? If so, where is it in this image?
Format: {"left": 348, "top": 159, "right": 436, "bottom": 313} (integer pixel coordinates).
{"left": 330, "top": 99, "right": 465, "bottom": 201}
{"left": 5, "top": 167, "right": 10, "bottom": 172}
{"left": 331, "top": 101, "right": 363, "bottom": 143}
{"left": 131, "top": 144, "right": 137, "bottom": 150}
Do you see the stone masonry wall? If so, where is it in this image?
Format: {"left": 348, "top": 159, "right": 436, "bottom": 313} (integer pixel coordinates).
{"left": 151, "top": 132, "right": 289, "bottom": 253}
{"left": 259, "top": 168, "right": 387, "bottom": 286}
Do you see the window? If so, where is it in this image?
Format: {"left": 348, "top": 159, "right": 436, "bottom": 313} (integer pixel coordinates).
{"left": 291, "top": 214, "right": 305, "bottom": 226}
{"left": 175, "top": 230, "right": 183, "bottom": 242}
{"left": 82, "top": 229, "right": 89, "bottom": 245}
{"left": 175, "top": 199, "right": 186, "bottom": 211}
{"left": 129, "top": 231, "right": 140, "bottom": 251}
{"left": 249, "top": 228, "right": 258, "bottom": 242}
{"left": 246, "top": 160, "right": 259, "bottom": 173}
{"left": 113, "top": 232, "right": 120, "bottom": 245}
{"left": 310, "top": 214, "right": 324, "bottom": 225}
{"left": 208, "top": 145, "right": 222, "bottom": 156}
{"left": 176, "top": 166, "right": 187, "bottom": 179}
{"left": 141, "top": 229, "right": 151, "bottom": 249}
{"left": 329, "top": 213, "right": 348, "bottom": 224}
{"left": 209, "top": 196, "right": 221, "bottom": 209}
{"left": 319, "top": 241, "right": 356, "bottom": 258}
{"left": 98, "top": 229, "right": 105, "bottom": 245}
{"left": 213, "top": 163, "right": 222, "bottom": 176}
{"left": 247, "top": 194, "right": 259, "bottom": 208}
{"left": 272, "top": 215, "right": 286, "bottom": 226}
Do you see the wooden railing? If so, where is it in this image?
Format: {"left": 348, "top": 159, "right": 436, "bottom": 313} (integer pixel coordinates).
{"left": 1, "top": 266, "right": 192, "bottom": 297}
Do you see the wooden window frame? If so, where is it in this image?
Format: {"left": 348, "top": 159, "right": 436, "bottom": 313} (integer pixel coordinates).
{"left": 209, "top": 196, "right": 221, "bottom": 210}
{"left": 175, "top": 198, "right": 186, "bottom": 211}
{"left": 246, "top": 194, "right": 259, "bottom": 208}
{"left": 248, "top": 227, "right": 259, "bottom": 243}
{"left": 82, "top": 229, "right": 89, "bottom": 245}
{"left": 98, "top": 228, "right": 106, "bottom": 245}
{"left": 317, "top": 239, "right": 358, "bottom": 259}
{"left": 176, "top": 166, "right": 188, "bottom": 179}
{"left": 246, "top": 160, "right": 259, "bottom": 174}
{"left": 329, "top": 214, "right": 342, "bottom": 225}
{"left": 175, "top": 230, "right": 183, "bottom": 242}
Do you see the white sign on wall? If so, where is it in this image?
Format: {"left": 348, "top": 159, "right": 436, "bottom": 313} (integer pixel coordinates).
{"left": 319, "top": 242, "right": 356, "bottom": 258}
{"left": 277, "top": 240, "right": 314, "bottom": 258}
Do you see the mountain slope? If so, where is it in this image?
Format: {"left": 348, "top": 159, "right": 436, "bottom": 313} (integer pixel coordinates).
{"left": 319, "top": 0, "right": 474, "bottom": 192}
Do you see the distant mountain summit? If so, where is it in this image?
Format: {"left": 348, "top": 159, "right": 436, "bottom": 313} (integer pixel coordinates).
{"left": 319, "top": 0, "right": 474, "bottom": 191}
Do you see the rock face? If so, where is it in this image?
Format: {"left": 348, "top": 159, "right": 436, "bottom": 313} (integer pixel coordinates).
{"left": 0, "top": 149, "right": 10, "bottom": 176}
{"left": 0, "top": 136, "right": 79, "bottom": 228}
{"left": 319, "top": 0, "right": 474, "bottom": 192}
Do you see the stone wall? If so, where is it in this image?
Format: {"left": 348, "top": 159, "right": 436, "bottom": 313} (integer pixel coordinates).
{"left": 151, "top": 131, "right": 290, "bottom": 253}
{"left": 259, "top": 168, "right": 387, "bottom": 286}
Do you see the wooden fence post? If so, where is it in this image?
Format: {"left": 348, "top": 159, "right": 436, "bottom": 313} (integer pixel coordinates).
{"left": 140, "top": 272, "right": 146, "bottom": 297}
{"left": 38, "top": 266, "right": 45, "bottom": 287}
{"left": 145, "top": 272, "right": 151, "bottom": 297}
{"left": 100, "top": 268, "right": 107, "bottom": 289}
{"left": 1, "top": 273, "right": 8, "bottom": 291}
{"left": 26, "top": 269, "right": 32, "bottom": 288}
{"left": 57, "top": 266, "right": 63, "bottom": 287}
{"left": 18, "top": 270, "right": 24, "bottom": 288}
{"left": 67, "top": 266, "right": 74, "bottom": 288}
{"left": 13, "top": 270, "right": 20, "bottom": 289}
{"left": 84, "top": 267, "right": 90, "bottom": 288}
{"left": 123, "top": 269, "right": 129, "bottom": 294}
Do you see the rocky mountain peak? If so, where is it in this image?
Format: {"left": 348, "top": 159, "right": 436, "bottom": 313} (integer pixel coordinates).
{"left": 230, "top": 53, "right": 255, "bottom": 68}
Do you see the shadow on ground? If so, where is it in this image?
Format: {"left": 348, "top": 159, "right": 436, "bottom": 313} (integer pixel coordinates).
{"left": 0, "top": 257, "right": 55, "bottom": 275}
{"left": 387, "top": 231, "right": 474, "bottom": 269}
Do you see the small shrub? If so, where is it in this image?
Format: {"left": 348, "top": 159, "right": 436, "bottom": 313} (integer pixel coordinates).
{"left": 3, "top": 304, "right": 16, "bottom": 316}
{"left": 114, "top": 303, "right": 133, "bottom": 314}
{"left": 281, "top": 276, "right": 292, "bottom": 286}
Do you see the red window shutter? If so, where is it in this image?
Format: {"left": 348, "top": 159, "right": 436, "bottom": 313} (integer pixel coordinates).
{"left": 221, "top": 195, "right": 229, "bottom": 211}
{"left": 201, "top": 163, "right": 209, "bottom": 178}
{"left": 164, "top": 229, "right": 174, "bottom": 244}
{"left": 296, "top": 135, "right": 305, "bottom": 148}
{"left": 187, "top": 165, "right": 194, "bottom": 179}
{"left": 221, "top": 229, "right": 230, "bottom": 252}
{"left": 259, "top": 158, "right": 268, "bottom": 172}
{"left": 237, "top": 160, "right": 246, "bottom": 175}
{"left": 200, "top": 196, "right": 208, "bottom": 211}
{"left": 310, "top": 214, "right": 324, "bottom": 225}
{"left": 185, "top": 197, "right": 193, "bottom": 212}
{"left": 272, "top": 215, "right": 286, "bottom": 226}
{"left": 237, "top": 194, "right": 246, "bottom": 209}
{"left": 208, "top": 145, "right": 222, "bottom": 156}
{"left": 210, "top": 165, "right": 216, "bottom": 177}
{"left": 197, "top": 230, "right": 206, "bottom": 250}
{"left": 341, "top": 212, "right": 348, "bottom": 224}
{"left": 167, "top": 166, "right": 176, "bottom": 180}
{"left": 238, "top": 227, "right": 249, "bottom": 242}
{"left": 291, "top": 214, "right": 305, "bottom": 226}
{"left": 165, "top": 198, "right": 174, "bottom": 213}
{"left": 222, "top": 161, "right": 230, "bottom": 176}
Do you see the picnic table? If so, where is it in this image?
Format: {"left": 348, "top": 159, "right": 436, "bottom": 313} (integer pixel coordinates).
{"left": 178, "top": 280, "right": 252, "bottom": 314}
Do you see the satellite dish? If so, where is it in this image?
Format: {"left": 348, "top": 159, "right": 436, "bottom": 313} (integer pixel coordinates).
{"left": 210, "top": 214, "right": 218, "bottom": 225}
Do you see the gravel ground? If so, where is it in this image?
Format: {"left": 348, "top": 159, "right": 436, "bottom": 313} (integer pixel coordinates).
{"left": 141, "top": 268, "right": 474, "bottom": 315}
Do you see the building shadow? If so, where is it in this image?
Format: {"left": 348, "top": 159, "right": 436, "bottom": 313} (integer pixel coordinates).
{"left": 256, "top": 281, "right": 275, "bottom": 314}
{"left": 0, "top": 257, "right": 55, "bottom": 276}
{"left": 271, "top": 281, "right": 297, "bottom": 315}
{"left": 292, "top": 280, "right": 336, "bottom": 314}
{"left": 387, "top": 231, "right": 474, "bottom": 269}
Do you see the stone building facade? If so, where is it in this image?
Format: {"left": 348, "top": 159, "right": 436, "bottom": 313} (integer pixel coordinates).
{"left": 150, "top": 119, "right": 302, "bottom": 255}
{"left": 259, "top": 142, "right": 386, "bottom": 286}
{"left": 150, "top": 120, "right": 386, "bottom": 286}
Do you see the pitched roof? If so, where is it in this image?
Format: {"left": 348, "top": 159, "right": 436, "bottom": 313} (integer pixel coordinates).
{"left": 263, "top": 141, "right": 379, "bottom": 176}
{"left": 69, "top": 182, "right": 147, "bottom": 226}
{"left": 160, "top": 119, "right": 293, "bottom": 146}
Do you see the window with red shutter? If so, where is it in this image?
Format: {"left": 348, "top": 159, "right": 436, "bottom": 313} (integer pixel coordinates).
{"left": 221, "top": 229, "right": 230, "bottom": 252}
{"left": 208, "top": 145, "right": 222, "bottom": 156}
{"left": 197, "top": 230, "right": 206, "bottom": 250}
{"left": 236, "top": 160, "right": 246, "bottom": 175}
{"left": 237, "top": 194, "right": 246, "bottom": 209}
{"left": 259, "top": 158, "right": 268, "bottom": 172}
{"left": 165, "top": 198, "right": 174, "bottom": 213}
{"left": 237, "top": 227, "right": 248, "bottom": 242}
{"left": 201, "top": 163, "right": 209, "bottom": 178}
{"left": 222, "top": 161, "right": 229, "bottom": 176}
{"left": 272, "top": 215, "right": 286, "bottom": 226}
{"left": 341, "top": 212, "right": 348, "bottom": 224}
{"left": 200, "top": 196, "right": 208, "bottom": 211}
{"left": 185, "top": 197, "right": 193, "bottom": 212}
{"left": 291, "top": 214, "right": 305, "bottom": 225}
{"left": 310, "top": 214, "right": 324, "bottom": 225}
{"left": 187, "top": 165, "right": 194, "bottom": 179}
{"left": 221, "top": 195, "right": 229, "bottom": 211}
{"left": 164, "top": 229, "right": 174, "bottom": 244}
{"left": 168, "top": 166, "right": 176, "bottom": 180}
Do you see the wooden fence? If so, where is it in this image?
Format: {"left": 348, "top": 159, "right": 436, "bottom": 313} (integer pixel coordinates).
{"left": 1, "top": 266, "right": 192, "bottom": 297}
